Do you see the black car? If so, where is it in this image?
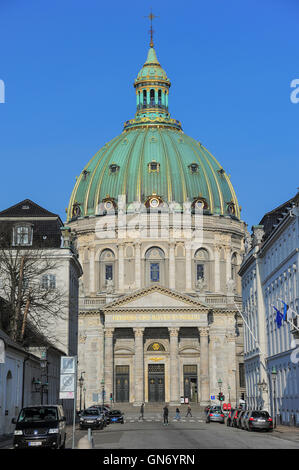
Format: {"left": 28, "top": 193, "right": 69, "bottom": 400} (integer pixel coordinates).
{"left": 79, "top": 408, "right": 105, "bottom": 430}
{"left": 12, "top": 405, "right": 66, "bottom": 449}
{"left": 108, "top": 410, "right": 124, "bottom": 424}
{"left": 245, "top": 410, "right": 273, "bottom": 432}
{"left": 88, "top": 405, "right": 111, "bottom": 425}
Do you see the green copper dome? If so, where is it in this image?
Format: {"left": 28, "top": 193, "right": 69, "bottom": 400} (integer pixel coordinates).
{"left": 67, "top": 46, "right": 240, "bottom": 221}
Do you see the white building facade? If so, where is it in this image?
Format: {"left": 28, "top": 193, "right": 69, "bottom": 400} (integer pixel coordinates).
{"left": 239, "top": 192, "right": 299, "bottom": 425}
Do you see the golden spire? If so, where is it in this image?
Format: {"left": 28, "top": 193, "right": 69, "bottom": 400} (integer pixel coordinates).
{"left": 145, "top": 10, "right": 158, "bottom": 47}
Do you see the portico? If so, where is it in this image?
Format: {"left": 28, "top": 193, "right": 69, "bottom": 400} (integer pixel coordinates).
{"left": 101, "top": 286, "right": 212, "bottom": 406}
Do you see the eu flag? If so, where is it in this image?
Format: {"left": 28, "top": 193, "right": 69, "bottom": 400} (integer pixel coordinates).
{"left": 273, "top": 307, "right": 283, "bottom": 329}
{"left": 281, "top": 301, "right": 289, "bottom": 321}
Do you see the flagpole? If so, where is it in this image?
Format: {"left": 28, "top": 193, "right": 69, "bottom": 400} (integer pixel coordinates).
{"left": 277, "top": 298, "right": 299, "bottom": 333}
{"left": 234, "top": 302, "right": 267, "bottom": 363}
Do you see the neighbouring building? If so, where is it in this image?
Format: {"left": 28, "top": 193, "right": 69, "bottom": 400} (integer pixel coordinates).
{"left": 67, "top": 39, "right": 246, "bottom": 407}
{"left": 239, "top": 191, "right": 299, "bottom": 425}
{"left": 0, "top": 199, "right": 82, "bottom": 430}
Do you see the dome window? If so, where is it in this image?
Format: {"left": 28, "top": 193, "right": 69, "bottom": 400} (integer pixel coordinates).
{"left": 188, "top": 163, "right": 199, "bottom": 174}
{"left": 226, "top": 201, "right": 236, "bottom": 215}
{"left": 82, "top": 169, "right": 90, "bottom": 180}
{"left": 102, "top": 197, "right": 116, "bottom": 211}
{"left": 72, "top": 202, "right": 81, "bottom": 218}
{"left": 148, "top": 160, "right": 160, "bottom": 173}
{"left": 217, "top": 168, "right": 225, "bottom": 176}
{"left": 145, "top": 193, "right": 163, "bottom": 209}
{"left": 109, "top": 163, "right": 120, "bottom": 174}
{"left": 192, "top": 197, "right": 208, "bottom": 211}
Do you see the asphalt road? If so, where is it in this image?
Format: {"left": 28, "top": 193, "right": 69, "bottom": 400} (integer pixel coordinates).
{"left": 66, "top": 418, "right": 299, "bottom": 450}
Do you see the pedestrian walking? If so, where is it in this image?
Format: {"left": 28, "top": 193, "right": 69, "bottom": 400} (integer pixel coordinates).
{"left": 163, "top": 404, "right": 169, "bottom": 426}
{"left": 139, "top": 403, "right": 144, "bottom": 421}
{"left": 205, "top": 405, "right": 210, "bottom": 415}
{"left": 175, "top": 407, "right": 181, "bottom": 421}
{"left": 185, "top": 404, "right": 192, "bottom": 417}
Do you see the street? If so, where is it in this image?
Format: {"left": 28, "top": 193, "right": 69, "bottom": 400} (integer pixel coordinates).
{"left": 2, "top": 414, "right": 298, "bottom": 450}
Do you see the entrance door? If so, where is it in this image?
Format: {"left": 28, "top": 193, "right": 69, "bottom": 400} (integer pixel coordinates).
{"left": 115, "top": 366, "right": 129, "bottom": 402}
{"left": 183, "top": 365, "right": 198, "bottom": 403}
{"left": 148, "top": 364, "right": 165, "bottom": 402}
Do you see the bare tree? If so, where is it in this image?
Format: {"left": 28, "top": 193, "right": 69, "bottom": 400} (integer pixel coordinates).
{"left": 0, "top": 234, "right": 67, "bottom": 346}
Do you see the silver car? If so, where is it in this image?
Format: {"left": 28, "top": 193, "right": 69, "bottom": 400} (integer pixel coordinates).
{"left": 206, "top": 406, "right": 225, "bottom": 423}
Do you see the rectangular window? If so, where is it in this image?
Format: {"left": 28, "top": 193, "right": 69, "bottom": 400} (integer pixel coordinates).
{"left": 150, "top": 263, "right": 160, "bottom": 282}
{"left": 196, "top": 264, "right": 204, "bottom": 280}
{"left": 239, "top": 363, "right": 245, "bottom": 388}
{"left": 15, "top": 226, "right": 32, "bottom": 245}
{"left": 105, "top": 264, "right": 113, "bottom": 280}
{"left": 42, "top": 274, "right": 56, "bottom": 290}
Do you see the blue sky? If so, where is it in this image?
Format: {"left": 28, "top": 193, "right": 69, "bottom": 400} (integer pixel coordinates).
{"left": 0, "top": 0, "right": 298, "bottom": 229}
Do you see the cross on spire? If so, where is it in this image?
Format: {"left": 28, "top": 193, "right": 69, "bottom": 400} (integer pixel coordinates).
{"left": 145, "top": 11, "right": 158, "bottom": 47}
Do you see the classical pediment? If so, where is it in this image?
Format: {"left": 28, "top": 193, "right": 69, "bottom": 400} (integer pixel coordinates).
{"left": 103, "top": 285, "right": 208, "bottom": 311}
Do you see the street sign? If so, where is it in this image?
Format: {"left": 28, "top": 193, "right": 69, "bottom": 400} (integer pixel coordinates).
{"left": 59, "top": 356, "right": 76, "bottom": 400}
{"left": 0, "top": 339, "right": 5, "bottom": 363}
{"left": 227, "top": 403, "right": 231, "bottom": 410}
{"left": 60, "top": 356, "right": 76, "bottom": 374}
{"left": 210, "top": 395, "right": 215, "bottom": 400}
{"left": 223, "top": 403, "right": 227, "bottom": 410}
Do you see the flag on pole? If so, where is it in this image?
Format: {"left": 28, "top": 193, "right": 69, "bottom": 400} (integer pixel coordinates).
{"left": 281, "top": 301, "right": 289, "bottom": 321}
{"left": 273, "top": 306, "right": 283, "bottom": 329}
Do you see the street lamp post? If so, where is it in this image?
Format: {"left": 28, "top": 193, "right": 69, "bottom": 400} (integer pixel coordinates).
{"left": 271, "top": 366, "right": 277, "bottom": 428}
{"left": 101, "top": 379, "right": 105, "bottom": 409}
{"left": 78, "top": 372, "right": 85, "bottom": 412}
{"left": 228, "top": 385, "right": 231, "bottom": 404}
{"left": 83, "top": 385, "right": 86, "bottom": 411}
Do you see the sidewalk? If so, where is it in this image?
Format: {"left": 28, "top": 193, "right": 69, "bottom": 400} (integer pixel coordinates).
{"left": 272, "top": 425, "right": 299, "bottom": 443}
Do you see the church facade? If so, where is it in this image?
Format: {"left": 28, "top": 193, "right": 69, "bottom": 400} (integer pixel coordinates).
{"left": 67, "top": 40, "right": 246, "bottom": 407}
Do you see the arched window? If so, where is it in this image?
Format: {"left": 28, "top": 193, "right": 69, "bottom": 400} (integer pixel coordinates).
{"left": 194, "top": 248, "right": 210, "bottom": 290}
{"left": 158, "top": 89, "right": 162, "bottom": 106}
{"left": 145, "top": 247, "right": 165, "bottom": 286}
{"left": 143, "top": 90, "right": 147, "bottom": 106}
{"left": 100, "top": 249, "right": 115, "bottom": 291}
{"left": 231, "top": 253, "right": 238, "bottom": 281}
{"left": 150, "top": 89, "right": 155, "bottom": 107}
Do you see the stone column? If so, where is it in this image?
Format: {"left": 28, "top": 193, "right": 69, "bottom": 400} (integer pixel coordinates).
{"left": 214, "top": 246, "right": 221, "bottom": 292}
{"left": 104, "top": 328, "right": 114, "bottom": 403}
{"left": 199, "top": 327, "right": 210, "bottom": 405}
{"left": 135, "top": 242, "right": 141, "bottom": 289}
{"left": 185, "top": 241, "right": 192, "bottom": 291}
{"left": 89, "top": 247, "right": 95, "bottom": 294}
{"left": 169, "top": 242, "right": 175, "bottom": 289}
{"left": 133, "top": 328, "right": 145, "bottom": 405}
{"left": 118, "top": 243, "right": 124, "bottom": 291}
{"left": 169, "top": 327, "right": 180, "bottom": 404}
{"left": 226, "top": 333, "right": 237, "bottom": 406}
{"left": 225, "top": 247, "right": 232, "bottom": 283}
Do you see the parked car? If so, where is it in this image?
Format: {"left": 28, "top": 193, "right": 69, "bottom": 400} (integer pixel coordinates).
{"left": 236, "top": 410, "right": 246, "bottom": 429}
{"left": 231, "top": 408, "right": 242, "bottom": 427}
{"left": 239, "top": 410, "right": 250, "bottom": 430}
{"left": 244, "top": 410, "right": 273, "bottom": 432}
{"left": 12, "top": 405, "right": 66, "bottom": 449}
{"left": 108, "top": 410, "right": 124, "bottom": 424}
{"left": 226, "top": 409, "right": 236, "bottom": 426}
{"left": 87, "top": 405, "right": 111, "bottom": 425}
{"left": 206, "top": 406, "right": 225, "bottom": 423}
{"left": 79, "top": 408, "right": 105, "bottom": 430}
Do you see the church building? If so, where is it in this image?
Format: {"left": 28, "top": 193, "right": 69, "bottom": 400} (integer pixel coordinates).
{"left": 67, "top": 37, "right": 246, "bottom": 407}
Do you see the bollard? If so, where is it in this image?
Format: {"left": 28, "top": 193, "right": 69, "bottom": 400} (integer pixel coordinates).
{"left": 77, "top": 435, "right": 92, "bottom": 449}
{"left": 88, "top": 428, "right": 94, "bottom": 448}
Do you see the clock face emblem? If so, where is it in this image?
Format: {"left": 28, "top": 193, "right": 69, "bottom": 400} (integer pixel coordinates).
{"left": 149, "top": 197, "right": 159, "bottom": 208}
{"left": 105, "top": 201, "right": 113, "bottom": 210}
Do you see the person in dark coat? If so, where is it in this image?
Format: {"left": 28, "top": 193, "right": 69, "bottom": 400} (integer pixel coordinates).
{"left": 163, "top": 404, "right": 169, "bottom": 426}
{"left": 139, "top": 403, "right": 144, "bottom": 421}
{"left": 185, "top": 404, "right": 192, "bottom": 417}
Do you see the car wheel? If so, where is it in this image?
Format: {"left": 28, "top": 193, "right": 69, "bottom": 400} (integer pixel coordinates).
{"left": 60, "top": 435, "right": 66, "bottom": 449}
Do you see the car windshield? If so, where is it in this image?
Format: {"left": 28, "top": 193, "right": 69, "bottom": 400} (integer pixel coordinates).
{"left": 83, "top": 409, "right": 100, "bottom": 416}
{"left": 110, "top": 410, "right": 121, "bottom": 415}
{"left": 211, "top": 407, "right": 221, "bottom": 412}
{"left": 18, "top": 407, "right": 58, "bottom": 422}
{"left": 252, "top": 411, "right": 270, "bottom": 418}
